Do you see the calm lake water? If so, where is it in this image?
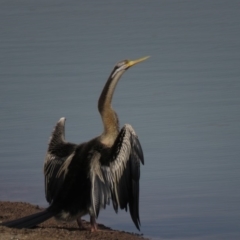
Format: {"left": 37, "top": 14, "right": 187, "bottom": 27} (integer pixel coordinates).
{"left": 1, "top": 1, "right": 240, "bottom": 239}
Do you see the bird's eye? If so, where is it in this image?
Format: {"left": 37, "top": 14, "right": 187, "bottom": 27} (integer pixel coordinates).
{"left": 117, "top": 60, "right": 130, "bottom": 67}
{"left": 117, "top": 61, "right": 125, "bottom": 68}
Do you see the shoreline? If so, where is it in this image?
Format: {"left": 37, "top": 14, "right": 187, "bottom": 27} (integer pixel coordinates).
{"left": 0, "top": 201, "right": 149, "bottom": 240}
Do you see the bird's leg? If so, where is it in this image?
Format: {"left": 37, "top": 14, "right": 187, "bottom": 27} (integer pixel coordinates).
{"left": 76, "top": 217, "right": 86, "bottom": 230}
{"left": 90, "top": 216, "right": 98, "bottom": 232}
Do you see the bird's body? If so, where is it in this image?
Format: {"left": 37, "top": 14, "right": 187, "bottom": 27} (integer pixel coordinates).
{"left": 2, "top": 56, "right": 148, "bottom": 231}
{"left": 45, "top": 129, "right": 110, "bottom": 224}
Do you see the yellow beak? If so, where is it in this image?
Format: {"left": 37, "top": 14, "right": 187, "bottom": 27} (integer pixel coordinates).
{"left": 127, "top": 56, "right": 150, "bottom": 68}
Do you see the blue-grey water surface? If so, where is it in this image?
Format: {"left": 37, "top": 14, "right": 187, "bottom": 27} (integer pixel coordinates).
{"left": 1, "top": 1, "right": 240, "bottom": 239}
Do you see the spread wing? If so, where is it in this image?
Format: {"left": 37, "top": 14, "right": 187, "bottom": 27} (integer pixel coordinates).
{"left": 90, "top": 124, "right": 144, "bottom": 230}
{"left": 44, "top": 118, "right": 77, "bottom": 204}
{"left": 108, "top": 124, "right": 144, "bottom": 230}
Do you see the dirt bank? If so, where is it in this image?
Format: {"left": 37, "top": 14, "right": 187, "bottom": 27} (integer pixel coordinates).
{"left": 0, "top": 201, "right": 148, "bottom": 240}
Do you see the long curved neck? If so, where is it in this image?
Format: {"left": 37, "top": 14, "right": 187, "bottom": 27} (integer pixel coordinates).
{"left": 98, "top": 69, "right": 125, "bottom": 144}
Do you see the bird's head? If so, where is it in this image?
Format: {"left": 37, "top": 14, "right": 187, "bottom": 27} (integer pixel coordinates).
{"left": 111, "top": 56, "right": 150, "bottom": 78}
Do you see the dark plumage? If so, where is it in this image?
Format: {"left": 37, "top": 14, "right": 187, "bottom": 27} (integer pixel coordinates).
{"left": 1, "top": 56, "right": 148, "bottom": 231}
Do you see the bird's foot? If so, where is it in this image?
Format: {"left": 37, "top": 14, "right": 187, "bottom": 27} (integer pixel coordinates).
{"left": 90, "top": 216, "right": 98, "bottom": 232}
{"left": 76, "top": 217, "right": 86, "bottom": 230}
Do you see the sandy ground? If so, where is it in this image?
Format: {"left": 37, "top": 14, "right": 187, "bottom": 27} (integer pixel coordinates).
{"left": 0, "top": 201, "right": 149, "bottom": 240}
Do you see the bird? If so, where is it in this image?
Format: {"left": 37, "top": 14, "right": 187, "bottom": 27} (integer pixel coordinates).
{"left": 1, "top": 56, "right": 148, "bottom": 232}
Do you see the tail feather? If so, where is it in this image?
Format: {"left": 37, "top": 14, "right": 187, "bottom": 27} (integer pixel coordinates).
{"left": 1, "top": 209, "right": 53, "bottom": 229}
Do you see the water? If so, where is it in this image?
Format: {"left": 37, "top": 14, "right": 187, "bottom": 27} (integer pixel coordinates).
{"left": 1, "top": 1, "right": 240, "bottom": 239}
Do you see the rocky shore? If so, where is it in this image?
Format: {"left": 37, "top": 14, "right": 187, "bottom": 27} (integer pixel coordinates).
{"left": 0, "top": 201, "right": 149, "bottom": 240}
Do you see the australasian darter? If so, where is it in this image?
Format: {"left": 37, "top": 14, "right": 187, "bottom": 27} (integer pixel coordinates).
{"left": 1, "top": 56, "right": 148, "bottom": 231}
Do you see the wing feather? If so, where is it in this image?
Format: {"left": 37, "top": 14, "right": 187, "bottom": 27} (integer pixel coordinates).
{"left": 89, "top": 151, "right": 111, "bottom": 218}
{"left": 43, "top": 118, "right": 143, "bottom": 231}
{"left": 102, "top": 124, "right": 144, "bottom": 230}
{"left": 44, "top": 118, "right": 77, "bottom": 204}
